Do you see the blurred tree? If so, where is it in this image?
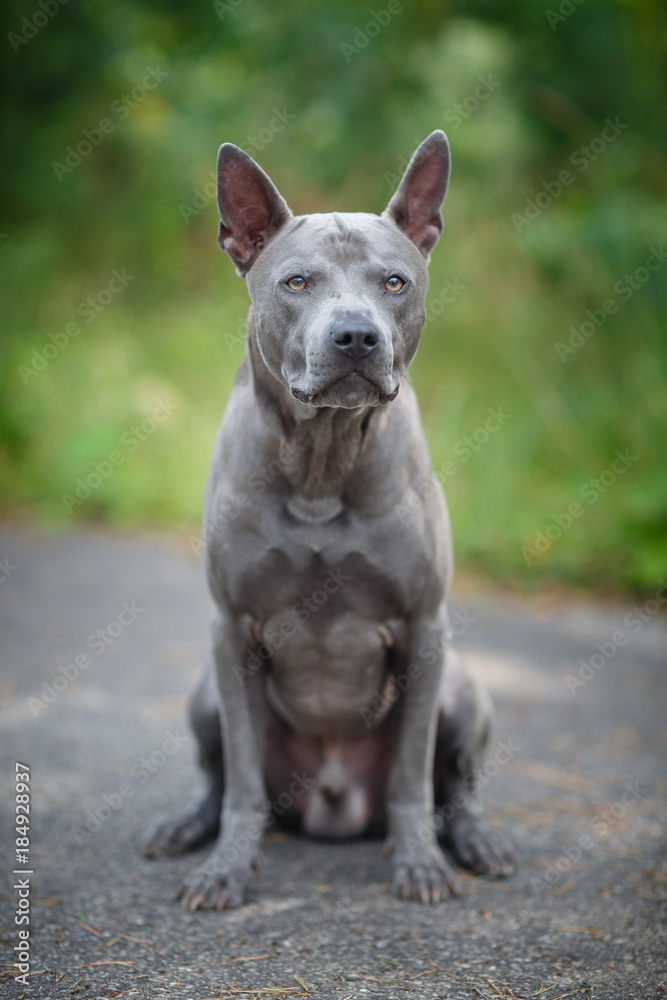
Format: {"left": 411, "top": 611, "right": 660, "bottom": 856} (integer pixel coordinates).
{"left": 0, "top": 0, "right": 665, "bottom": 592}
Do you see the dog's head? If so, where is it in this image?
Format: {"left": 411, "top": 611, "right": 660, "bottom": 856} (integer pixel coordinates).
{"left": 216, "top": 132, "right": 450, "bottom": 409}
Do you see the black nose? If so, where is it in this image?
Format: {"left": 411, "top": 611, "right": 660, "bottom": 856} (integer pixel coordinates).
{"left": 330, "top": 317, "right": 379, "bottom": 361}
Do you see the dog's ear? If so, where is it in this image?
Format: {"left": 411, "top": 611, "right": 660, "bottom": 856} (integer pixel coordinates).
{"left": 383, "top": 131, "right": 451, "bottom": 260}
{"left": 217, "top": 144, "right": 292, "bottom": 275}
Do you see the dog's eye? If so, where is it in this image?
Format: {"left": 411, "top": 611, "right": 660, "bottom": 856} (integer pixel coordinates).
{"left": 385, "top": 275, "right": 404, "bottom": 292}
{"left": 286, "top": 276, "right": 306, "bottom": 292}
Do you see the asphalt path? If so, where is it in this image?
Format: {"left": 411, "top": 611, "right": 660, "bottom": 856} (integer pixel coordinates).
{"left": 1, "top": 526, "right": 665, "bottom": 999}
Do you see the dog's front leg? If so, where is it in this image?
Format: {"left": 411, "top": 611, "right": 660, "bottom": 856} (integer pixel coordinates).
{"left": 178, "top": 608, "right": 267, "bottom": 911}
{"left": 386, "top": 616, "right": 459, "bottom": 903}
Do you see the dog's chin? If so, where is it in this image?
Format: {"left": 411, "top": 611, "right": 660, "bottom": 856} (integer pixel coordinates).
{"left": 291, "top": 373, "right": 399, "bottom": 409}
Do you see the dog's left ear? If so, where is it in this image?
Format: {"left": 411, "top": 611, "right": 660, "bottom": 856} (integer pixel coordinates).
{"left": 383, "top": 131, "right": 451, "bottom": 259}
{"left": 217, "top": 143, "right": 292, "bottom": 275}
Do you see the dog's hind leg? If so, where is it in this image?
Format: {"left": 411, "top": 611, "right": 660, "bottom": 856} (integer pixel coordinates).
{"left": 143, "top": 663, "right": 224, "bottom": 858}
{"left": 433, "top": 649, "right": 516, "bottom": 877}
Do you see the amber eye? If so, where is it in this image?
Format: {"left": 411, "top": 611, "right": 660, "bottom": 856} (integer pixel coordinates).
{"left": 286, "top": 275, "right": 306, "bottom": 291}
{"left": 385, "top": 275, "right": 404, "bottom": 292}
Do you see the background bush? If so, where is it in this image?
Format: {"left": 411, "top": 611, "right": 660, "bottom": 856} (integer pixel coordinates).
{"left": 1, "top": 0, "right": 665, "bottom": 593}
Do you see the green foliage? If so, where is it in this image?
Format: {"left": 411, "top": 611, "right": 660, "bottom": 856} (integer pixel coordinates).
{"left": 1, "top": 0, "right": 665, "bottom": 593}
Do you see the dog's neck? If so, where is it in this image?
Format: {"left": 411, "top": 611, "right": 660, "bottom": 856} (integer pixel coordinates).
{"left": 247, "top": 320, "right": 377, "bottom": 522}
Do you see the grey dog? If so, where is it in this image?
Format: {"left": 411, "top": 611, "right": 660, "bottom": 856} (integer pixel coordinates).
{"left": 144, "top": 131, "right": 515, "bottom": 909}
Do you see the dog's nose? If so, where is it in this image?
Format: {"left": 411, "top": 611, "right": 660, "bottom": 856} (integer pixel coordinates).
{"left": 330, "top": 318, "right": 379, "bottom": 361}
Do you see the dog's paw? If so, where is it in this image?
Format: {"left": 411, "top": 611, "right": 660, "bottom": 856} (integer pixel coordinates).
{"left": 443, "top": 811, "right": 516, "bottom": 878}
{"left": 177, "top": 852, "right": 258, "bottom": 911}
{"left": 143, "top": 816, "right": 214, "bottom": 859}
{"left": 391, "top": 844, "right": 460, "bottom": 903}
{"left": 142, "top": 795, "right": 221, "bottom": 858}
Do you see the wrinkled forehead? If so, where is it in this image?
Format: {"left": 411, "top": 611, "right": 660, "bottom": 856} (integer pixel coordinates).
{"left": 250, "top": 212, "right": 425, "bottom": 278}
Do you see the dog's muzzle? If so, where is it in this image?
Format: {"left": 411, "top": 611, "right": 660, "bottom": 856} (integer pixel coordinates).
{"left": 289, "top": 315, "right": 399, "bottom": 407}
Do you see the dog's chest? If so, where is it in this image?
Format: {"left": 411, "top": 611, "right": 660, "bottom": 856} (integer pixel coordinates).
{"left": 207, "top": 494, "right": 435, "bottom": 624}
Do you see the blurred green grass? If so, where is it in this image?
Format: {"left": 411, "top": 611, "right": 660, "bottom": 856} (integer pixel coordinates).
{"left": 1, "top": 1, "right": 665, "bottom": 594}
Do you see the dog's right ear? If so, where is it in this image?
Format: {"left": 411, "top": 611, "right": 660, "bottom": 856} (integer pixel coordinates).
{"left": 217, "top": 144, "right": 292, "bottom": 275}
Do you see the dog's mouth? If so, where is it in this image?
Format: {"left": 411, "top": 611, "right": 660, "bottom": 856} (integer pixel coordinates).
{"left": 291, "top": 372, "right": 399, "bottom": 409}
